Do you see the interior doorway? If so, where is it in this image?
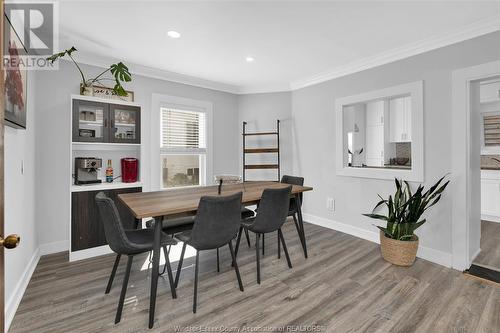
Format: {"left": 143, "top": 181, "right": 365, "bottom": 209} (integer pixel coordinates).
{"left": 469, "top": 77, "right": 500, "bottom": 282}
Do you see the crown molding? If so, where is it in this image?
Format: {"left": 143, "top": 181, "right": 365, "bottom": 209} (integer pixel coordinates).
{"left": 67, "top": 52, "right": 241, "bottom": 94}
{"left": 289, "top": 16, "right": 500, "bottom": 91}
{"left": 61, "top": 16, "right": 500, "bottom": 95}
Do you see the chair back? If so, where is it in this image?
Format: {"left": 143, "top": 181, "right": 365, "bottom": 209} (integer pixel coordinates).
{"left": 95, "top": 192, "right": 134, "bottom": 254}
{"left": 281, "top": 175, "right": 304, "bottom": 210}
{"left": 189, "top": 192, "right": 243, "bottom": 250}
{"left": 252, "top": 186, "right": 292, "bottom": 233}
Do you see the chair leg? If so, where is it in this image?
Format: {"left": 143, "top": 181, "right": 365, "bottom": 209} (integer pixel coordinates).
{"left": 244, "top": 228, "right": 251, "bottom": 247}
{"left": 216, "top": 247, "right": 220, "bottom": 272}
{"left": 159, "top": 246, "right": 169, "bottom": 276}
{"left": 278, "top": 228, "right": 292, "bottom": 269}
{"left": 233, "top": 226, "right": 243, "bottom": 267}
{"left": 262, "top": 233, "right": 265, "bottom": 255}
{"left": 115, "top": 255, "right": 133, "bottom": 324}
{"left": 174, "top": 243, "right": 187, "bottom": 288}
{"left": 105, "top": 254, "right": 121, "bottom": 294}
{"left": 277, "top": 231, "right": 281, "bottom": 259}
{"left": 228, "top": 241, "right": 244, "bottom": 291}
{"left": 163, "top": 246, "right": 177, "bottom": 299}
{"left": 255, "top": 233, "right": 261, "bottom": 284}
{"left": 193, "top": 251, "right": 200, "bottom": 313}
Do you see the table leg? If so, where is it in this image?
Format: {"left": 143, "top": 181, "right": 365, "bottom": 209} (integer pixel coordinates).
{"left": 295, "top": 194, "right": 308, "bottom": 258}
{"left": 149, "top": 216, "right": 161, "bottom": 329}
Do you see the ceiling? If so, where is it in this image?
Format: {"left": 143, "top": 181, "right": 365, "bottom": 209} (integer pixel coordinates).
{"left": 57, "top": 1, "right": 500, "bottom": 94}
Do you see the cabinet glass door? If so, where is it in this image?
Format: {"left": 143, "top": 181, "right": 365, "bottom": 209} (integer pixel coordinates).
{"left": 110, "top": 104, "right": 141, "bottom": 144}
{"left": 72, "top": 100, "right": 109, "bottom": 142}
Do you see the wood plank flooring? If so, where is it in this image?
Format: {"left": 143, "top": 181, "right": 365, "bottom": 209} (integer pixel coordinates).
{"left": 474, "top": 220, "right": 500, "bottom": 269}
{"left": 9, "top": 222, "right": 500, "bottom": 333}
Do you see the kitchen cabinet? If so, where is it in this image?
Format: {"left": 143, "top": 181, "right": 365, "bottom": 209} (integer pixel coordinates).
{"left": 481, "top": 170, "right": 500, "bottom": 222}
{"left": 71, "top": 187, "right": 142, "bottom": 251}
{"left": 389, "top": 96, "right": 412, "bottom": 143}
{"left": 480, "top": 81, "right": 500, "bottom": 104}
{"left": 365, "top": 100, "right": 385, "bottom": 166}
{"left": 73, "top": 99, "right": 141, "bottom": 144}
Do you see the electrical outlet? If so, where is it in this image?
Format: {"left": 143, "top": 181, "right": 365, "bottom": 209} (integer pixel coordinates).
{"left": 327, "top": 197, "right": 335, "bottom": 212}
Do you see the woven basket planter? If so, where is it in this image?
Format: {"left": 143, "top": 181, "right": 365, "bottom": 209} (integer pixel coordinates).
{"left": 379, "top": 231, "right": 419, "bottom": 266}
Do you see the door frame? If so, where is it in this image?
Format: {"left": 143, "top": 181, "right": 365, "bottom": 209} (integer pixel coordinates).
{"left": 0, "top": 0, "right": 5, "bottom": 331}
{"left": 451, "top": 60, "right": 500, "bottom": 271}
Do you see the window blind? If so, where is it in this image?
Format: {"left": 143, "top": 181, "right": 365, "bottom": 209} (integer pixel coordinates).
{"left": 484, "top": 114, "right": 500, "bottom": 146}
{"left": 161, "top": 108, "right": 206, "bottom": 149}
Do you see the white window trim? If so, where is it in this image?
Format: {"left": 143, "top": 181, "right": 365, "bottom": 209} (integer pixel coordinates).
{"left": 151, "top": 93, "right": 213, "bottom": 191}
{"left": 335, "top": 81, "right": 424, "bottom": 182}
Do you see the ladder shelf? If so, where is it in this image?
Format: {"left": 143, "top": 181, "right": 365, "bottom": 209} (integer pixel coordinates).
{"left": 242, "top": 120, "right": 281, "bottom": 182}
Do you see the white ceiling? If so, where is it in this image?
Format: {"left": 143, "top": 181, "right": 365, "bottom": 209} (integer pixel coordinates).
{"left": 57, "top": 1, "right": 500, "bottom": 93}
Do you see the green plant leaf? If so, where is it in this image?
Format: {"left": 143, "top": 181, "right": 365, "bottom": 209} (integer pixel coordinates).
{"left": 363, "top": 213, "right": 388, "bottom": 221}
{"left": 46, "top": 46, "right": 77, "bottom": 63}
{"left": 110, "top": 62, "right": 132, "bottom": 82}
{"left": 113, "top": 82, "right": 128, "bottom": 96}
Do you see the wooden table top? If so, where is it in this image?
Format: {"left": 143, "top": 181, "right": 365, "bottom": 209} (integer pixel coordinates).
{"left": 118, "top": 181, "right": 313, "bottom": 219}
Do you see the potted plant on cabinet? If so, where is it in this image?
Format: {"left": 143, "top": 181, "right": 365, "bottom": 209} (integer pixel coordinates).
{"left": 363, "top": 176, "right": 449, "bottom": 266}
{"left": 46, "top": 46, "right": 132, "bottom": 96}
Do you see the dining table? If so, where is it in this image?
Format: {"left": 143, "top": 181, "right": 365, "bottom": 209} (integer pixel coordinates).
{"left": 118, "top": 181, "right": 313, "bottom": 329}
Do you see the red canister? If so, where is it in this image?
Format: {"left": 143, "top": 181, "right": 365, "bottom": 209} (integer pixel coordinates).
{"left": 121, "top": 158, "right": 138, "bottom": 183}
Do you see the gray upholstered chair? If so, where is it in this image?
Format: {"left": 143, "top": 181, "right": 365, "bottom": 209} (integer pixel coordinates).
{"left": 95, "top": 192, "right": 177, "bottom": 324}
{"left": 279, "top": 175, "right": 306, "bottom": 256}
{"left": 235, "top": 186, "right": 292, "bottom": 284}
{"left": 174, "top": 192, "right": 244, "bottom": 313}
{"left": 146, "top": 211, "right": 253, "bottom": 273}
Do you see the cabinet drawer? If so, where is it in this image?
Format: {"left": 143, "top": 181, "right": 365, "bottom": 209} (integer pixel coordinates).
{"left": 71, "top": 187, "right": 142, "bottom": 251}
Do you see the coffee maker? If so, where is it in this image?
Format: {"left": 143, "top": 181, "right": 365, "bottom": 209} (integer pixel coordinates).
{"left": 74, "top": 157, "right": 102, "bottom": 185}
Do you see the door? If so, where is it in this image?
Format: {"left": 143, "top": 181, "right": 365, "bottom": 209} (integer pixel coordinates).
{"left": 72, "top": 100, "right": 110, "bottom": 143}
{"left": 71, "top": 187, "right": 142, "bottom": 251}
{"left": 109, "top": 104, "right": 141, "bottom": 144}
{"left": 1, "top": 3, "right": 22, "bottom": 332}
{"left": 0, "top": 2, "right": 5, "bottom": 329}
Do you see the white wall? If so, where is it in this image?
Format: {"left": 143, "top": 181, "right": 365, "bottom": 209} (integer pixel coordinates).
{"left": 34, "top": 61, "right": 239, "bottom": 250}
{"left": 4, "top": 73, "right": 38, "bottom": 329}
{"left": 292, "top": 31, "right": 500, "bottom": 265}
{"left": 238, "top": 92, "right": 292, "bottom": 181}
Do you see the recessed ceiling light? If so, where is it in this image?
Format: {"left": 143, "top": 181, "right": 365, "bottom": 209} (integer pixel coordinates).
{"left": 245, "top": 56, "right": 254, "bottom": 62}
{"left": 167, "top": 31, "right": 181, "bottom": 39}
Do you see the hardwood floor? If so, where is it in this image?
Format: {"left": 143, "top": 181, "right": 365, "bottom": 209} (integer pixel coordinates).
{"left": 474, "top": 220, "right": 500, "bottom": 269}
{"left": 9, "top": 221, "right": 500, "bottom": 333}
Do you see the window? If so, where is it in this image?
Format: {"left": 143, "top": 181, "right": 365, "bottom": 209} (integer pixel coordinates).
{"left": 160, "top": 108, "right": 207, "bottom": 189}
{"left": 335, "top": 81, "right": 423, "bottom": 182}
{"left": 483, "top": 113, "right": 500, "bottom": 147}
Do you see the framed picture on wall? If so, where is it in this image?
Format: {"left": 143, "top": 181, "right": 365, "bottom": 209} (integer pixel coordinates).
{"left": 3, "top": 13, "right": 27, "bottom": 129}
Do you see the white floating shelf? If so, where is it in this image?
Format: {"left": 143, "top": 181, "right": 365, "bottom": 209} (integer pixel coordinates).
{"left": 71, "top": 181, "right": 143, "bottom": 192}
{"left": 72, "top": 142, "right": 141, "bottom": 151}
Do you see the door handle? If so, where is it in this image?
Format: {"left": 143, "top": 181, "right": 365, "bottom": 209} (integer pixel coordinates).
{"left": 0, "top": 234, "right": 20, "bottom": 249}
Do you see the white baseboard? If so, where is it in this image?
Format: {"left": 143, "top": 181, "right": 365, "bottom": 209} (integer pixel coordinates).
{"left": 303, "top": 213, "right": 453, "bottom": 268}
{"left": 69, "top": 245, "right": 113, "bottom": 262}
{"left": 39, "top": 240, "right": 69, "bottom": 255}
{"left": 481, "top": 214, "right": 500, "bottom": 223}
{"left": 470, "top": 247, "right": 482, "bottom": 264}
{"left": 5, "top": 248, "right": 40, "bottom": 333}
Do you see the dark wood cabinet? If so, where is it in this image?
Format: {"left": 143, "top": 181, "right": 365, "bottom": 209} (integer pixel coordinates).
{"left": 72, "top": 99, "right": 141, "bottom": 144}
{"left": 71, "top": 187, "right": 142, "bottom": 252}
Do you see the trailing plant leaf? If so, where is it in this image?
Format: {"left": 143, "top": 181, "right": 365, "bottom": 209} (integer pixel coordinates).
{"left": 46, "top": 46, "right": 77, "bottom": 63}
{"left": 46, "top": 47, "right": 132, "bottom": 97}
{"left": 363, "top": 176, "right": 449, "bottom": 241}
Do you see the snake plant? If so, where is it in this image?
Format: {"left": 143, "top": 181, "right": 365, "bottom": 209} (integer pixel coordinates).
{"left": 363, "top": 176, "right": 449, "bottom": 241}
{"left": 47, "top": 46, "right": 132, "bottom": 96}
